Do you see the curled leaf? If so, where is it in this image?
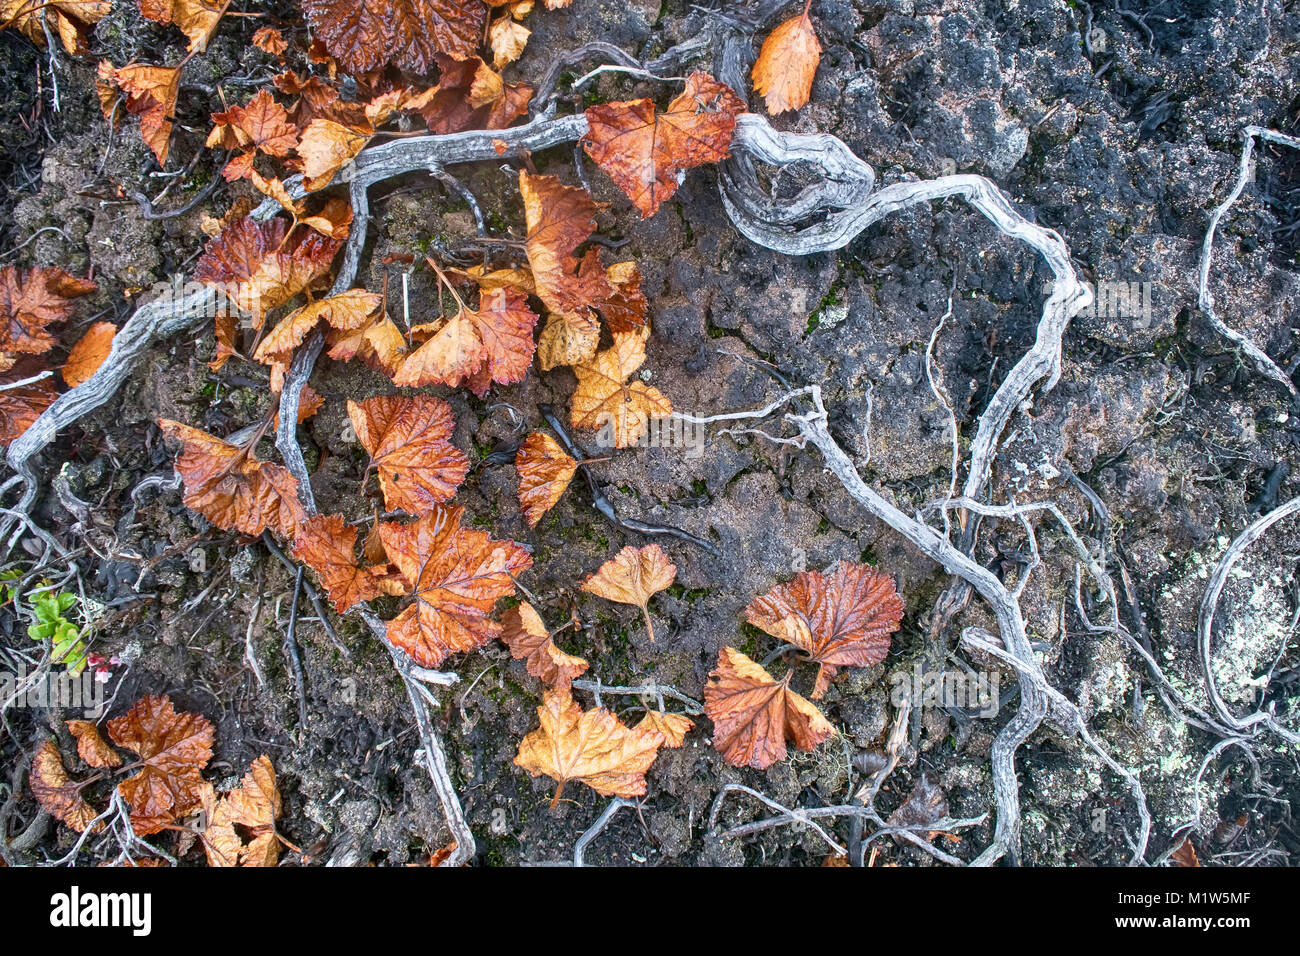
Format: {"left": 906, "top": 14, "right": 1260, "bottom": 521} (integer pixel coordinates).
{"left": 501, "top": 602, "right": 588, "bottom": 689}
{"left": 67, "top": 719, "right": 122, "bottom": 768}
{"left": 29, "top": 740, "right": 102, "bottom": 832}
{"left": 515, "top": 431, "right": 577, "bottom": 528}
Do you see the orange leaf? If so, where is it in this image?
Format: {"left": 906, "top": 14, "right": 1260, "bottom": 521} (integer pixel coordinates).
{"left": 67, "top": 720, "right": 122, "bottom": 768}
{"left": 252, "top": 26, "right": 288, "bottom": 55}
{"left": 300, "top": 0, "right": 487, "bottom": 74}
{"left": 580, "top": 543, "right": 676, "bottom": 642}
{"left": 296, "top": 118, "right": 369, "bottom": 190}
{"left": 138, "top": 0, "right": 225, "bottom": 52}
{"left": 501, "top": 602, "right": 588, "bottom": 689}
{"left": 570, "top": 332, "right": 672, "bottom": 448}
{"left": 520, "top": 171, "right": 611, "bottom": 357}
{"left": 583, "top": 71, "right": 744, "bottom": 217}
{"left": 158, "top": 419, "right": 308, "bottom": 539}
{"left": 635, "top": 710, "right": 693, "bottom": 748}
{"left": 102, "top": 63, "right": 183, "bottom": 166}
{"left": 393, "top": 286, "right": 538, "bottom": 394}
{"left": 194, "top": 213, "right": 341, "bottom": 327}
{"left": 62, "top": 320, "right": 115, "bottom": 388}
{"left": 703, "top": 646, "right": 834, "bottom": 769}
{"left": 745, "top": 562, "right": 903, "bottom": 698}
{"left": 600, "top": 261, "right": 648, "bottom": 335}
{"left": 514, "top": 686, "right": 665, "bottom": 807}
{"left": 293, "top": 513, "right": 388, "bottom": 612}
{"left": 378, "top": 504, "right": 532, "bottom": 668}
{"left": 254, "top": 289, "right": 382, "bottom": 367}
{"left": 0, "top": 265, "right": 96, "bottom": 355}
{"left": 326, "top": 310, "right": 406, "bottom": 374}
{"left": 488, "top": 15, "right": 528, "bottom": 68}
{"left": 515, "top": 431, "right": 577, "bottom": 528}
{"left": 202, "top": 755, "right": 282, "bottom": 867}
{"left": 347, "top": 395, "right": 469, "bottom": 515}
{"left": 418, "top": 54, "right": 531, "bottom": 134}
{"left": 207, "top": 89, "right": 300, "bottom": 157}
{"left": 29, "top": 740, "right": 102, "bottom": 832}
{"left": 107, "top": 694, "right": 215, "bottom": 835}
{"left": 752, "top": 7, "right": 821, "bottom": 114}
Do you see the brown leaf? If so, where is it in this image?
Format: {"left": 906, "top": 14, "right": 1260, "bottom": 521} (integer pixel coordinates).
{"left": 1170, "top": 837, "right": 1201, "bottom": 867}
{"left": 419, "top": 54, "right": 532, "bottom": 134}
{"left": 158, "top": 419, "right": 308, "bottom": 539}
{"left": 107, "top": 694, "right": 215, "bottom": 835}
{"left": 101, "top": 62, "right": 183, "bottom": 166}
{"left": 570, "top": 332, "right": 672, "bottom": 448}
{"left": 583, "top": 71, "right": 744, "bottom": 217}
{"left": 0, "top": 375, "right": 56, "bottom": 446}
{"left": 326, "top": 310, "right": 406, "bottom": 374}
{"left": 293, "top": 513, "right": 388, "bottom": 612}
{"left": 393, "top": 286, "right": 538, "bottom": 394}
{"left": 745, "top": 561, "right": 903, "bottom": 698}
{"left": 515, "top": 431, "right": 577, "bottom": 528}
{"left": 0, "top": 265, "right": 96, "bottom": 355}
{"left": 520, "top": 171, "right": 611, "bottom": 359}
{"left": 752, "top": 6, "right": 821, "bottom": 114}
{"left": 636, "top": 710, "right": 693, "bottom": 748}
{"left": 378, "top": 504, "right": 532, "bottom": 668}
{"left": 501, "top": 602, "right": 588, "bottom": 689}
{"left": 580, "top": 543, "right": 675, "bottom": 643}
{"left": 194, "top": 213, "right": 341, "bottom": 328}
{"left": 253, "top": 289, "right": 382, "bottom": 368}
{"left": 348, "top": 395, "right": 469, "bottom": 515}
{"left": 514, "top": 687, "right": 665, "bottom": 807}
{"left": 488, "top": 15, "right": 528, "bottom": 68}
{"left": 67, "top": 720, "right": 122, "bottom": 768}
{"left": 62, "top": 320, "right": 115, "bottom": 388}
{"left": 296, "top": 118, "right": 369, "bottom": 190}
{"left": 300, "top": 0, "right": 487, "bottom": 75}
{"left": 252, "top": 26, "right": 288, "bottom": 55}
{"left": 600, "top": 261, "right": 648, "bottom": 335}
{"left": 5, "top": 0, "right": 110, "bottom": 54}
{"left": 703, "top": 646, "right": 834, "bottom": 769}
{"left": 29, "top": 740, "right": 103, "bottom": 832}
{"left": 203, "top": 755, "right": 282, "bottom": 867}
{"left": 206, "top": 89, "right": 300, "bottom": 157}
{"left": 139, "top": 0, "right": 225, "bottom": 52}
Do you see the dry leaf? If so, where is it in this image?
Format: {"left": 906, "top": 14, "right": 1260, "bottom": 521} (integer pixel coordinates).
{"left": 600, "top": 261, "right": 648, "bottom": 335}
{"left": 296, "top": 118, "right": 369, "bottom": 190}
{"left": 393, "top": 286, "right": 538, "bottom": 394}
{"left": 300, "top": 0, "right": 487, "bottom": 74}
{"left": 67, "top": 720, "right": 122, "bottom": 768}
{"left": 293, "top": 513, "right": 389, "bottom": 612}
{"left": 570, "top": 332, "right": 672, "bottom": 448}
{"left": 583, "top": 71, "right": 744, "bottom": 217}
{"left": 100, "top": 62, "right": 183, "bottom": 166}
{"left": 419, "top": 54, "right": 532, "bottom": 134}
{"left": 252, "top": 26, "right": 288, "bottom": 55}
{"left": 348, "top": 395, "right": 469, "bottom": 515}
{"left": 202, "top": 755, "right": 282, "bottom": 867}
{"left": 515, "top": 431, "right": 577, "bottom": 528}
{"left": 0, "top": 265, "right": 96, "bottom": 356}
{"left": 488, "top": 15, "right": 528, "bottom": 68}
{"left": 194, "top": 213, "right": 341, "bottom": 332}
{"left": 501, "top": 602, "right": 588, "bottom": 689}
{"left": 158, "top": 419, "right": 308, "bottom": 539}
{"left": 580, "top": 543, "right": 676, "bottom": 643}
{"left": 514, "top": 687, "right": 665, "bottom": 807}
{"left": 62, "top": 320, "right": 115, "bottom": 388}
{"left": 29, "top": 740, "right": 102, "bottom": 832}
{"left": 326, "top": 310, "right": 406, "bottom": 374}
{"left": 1170, "top": 837, "right": 1200, "bottom": 867}
{"left": 207, "top": 89, "right": 300, "bottom": 158}
{"left": 139, "top": 0, "right": 225, "bottom": 52}
{"left": 107, "top": 694, "right": 215, "bottom": 835}
{"left": 703, "top": 646, "right": 834, "bottom": 769}
{"left": 520, "top": 171, "right": 611, "bottom": 365}
{"left": 254, "top": 289, "right": 381, "bottom": 369}
{"left": 746, "top": 561, "right": 903, "bottom": 698}
{"left": 636, "top": 710, "right": 693, "bottom": 748}
{"left": 379, "top": 504, "right": 532, "bottom": 668}
{"left": 752, "top": 4, "right": 821, "bottom": 114}
{"left": 4, "top": 0, "right": 110, "bottom": 55}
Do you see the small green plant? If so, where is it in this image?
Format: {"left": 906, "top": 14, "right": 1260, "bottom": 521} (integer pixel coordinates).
{"left": 2, "top": 570, "right": 89, "bottom": 676}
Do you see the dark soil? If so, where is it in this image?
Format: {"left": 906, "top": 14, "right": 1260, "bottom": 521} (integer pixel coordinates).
{"left": 1, "top": 0, "right": 1298, "bottom": 867}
